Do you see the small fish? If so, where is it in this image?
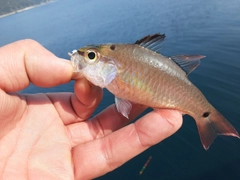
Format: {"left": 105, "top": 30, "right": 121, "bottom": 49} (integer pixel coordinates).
{"left": 69, "top": 33, "right": 239, "bottom": 149}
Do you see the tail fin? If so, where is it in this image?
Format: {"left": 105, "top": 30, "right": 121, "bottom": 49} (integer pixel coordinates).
{"left": 195, "top": 109, "right": 239, "bottom": 150}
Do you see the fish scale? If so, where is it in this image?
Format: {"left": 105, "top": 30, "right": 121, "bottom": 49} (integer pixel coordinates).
{"left": 70, "top": 33, "right": 239, "bottom": 150}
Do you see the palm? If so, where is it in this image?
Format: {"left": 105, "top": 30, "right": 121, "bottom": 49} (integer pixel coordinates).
{"left": 0, "top": 93, "right": 73, "bottom": 179}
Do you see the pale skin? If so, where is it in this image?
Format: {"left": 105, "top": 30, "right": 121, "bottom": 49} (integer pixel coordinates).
{"left": 0, "top": 39, "right": 183, "bottom": 180}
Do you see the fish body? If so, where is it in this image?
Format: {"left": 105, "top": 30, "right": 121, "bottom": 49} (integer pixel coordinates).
{"left": 70, "top": 34, "right": 239, "bottom": 149}
{"left": 101, "top": 44, "right": 207, "bottom": 113}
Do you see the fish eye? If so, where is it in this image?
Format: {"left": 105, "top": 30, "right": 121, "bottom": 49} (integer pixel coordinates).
{"left": 88, "top": 52, "right": 96, "bottom": 60}
{"left": 85, "top": 50, "right": 98, "bottom": 61}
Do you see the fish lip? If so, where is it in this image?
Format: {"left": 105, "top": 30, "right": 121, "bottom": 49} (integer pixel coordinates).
{"left": 70, "top": 49, "right": 85, "bottom": 71}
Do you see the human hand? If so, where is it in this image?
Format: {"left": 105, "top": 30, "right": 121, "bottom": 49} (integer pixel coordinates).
{"left": 0, "top": 40, "right": 182, "bottom": 180}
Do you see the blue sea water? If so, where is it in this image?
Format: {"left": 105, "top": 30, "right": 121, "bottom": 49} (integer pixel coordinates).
{"left": 0, "top": 0, "right": 240, "bottom": 179}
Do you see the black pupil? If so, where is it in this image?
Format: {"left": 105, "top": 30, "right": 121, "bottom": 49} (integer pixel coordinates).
{"left": 88, "top": 52, "right": 96, "bottom": 60}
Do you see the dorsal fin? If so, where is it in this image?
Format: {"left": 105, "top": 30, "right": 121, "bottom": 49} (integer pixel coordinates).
{"left": 135, "top": 33, "right": 166, "bottom": 53}
{"left": 170, "top": 55, "right": 206, "bottom": 75}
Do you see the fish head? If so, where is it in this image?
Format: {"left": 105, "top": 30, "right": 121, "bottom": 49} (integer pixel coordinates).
{"left": 70, "top": 45, "right": 118, "bottom": 88}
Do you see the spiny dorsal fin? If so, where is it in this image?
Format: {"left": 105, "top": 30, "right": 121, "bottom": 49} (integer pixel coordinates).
{"left": 135, "top": 33, "right": 166, "bottom": 53}
{"left": 170, "top": 55, "right": 206, "bottom": 75}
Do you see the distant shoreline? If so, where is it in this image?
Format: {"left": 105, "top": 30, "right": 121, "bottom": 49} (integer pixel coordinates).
{"left": 0, "top": 1, "right": 54, "bottom": 19}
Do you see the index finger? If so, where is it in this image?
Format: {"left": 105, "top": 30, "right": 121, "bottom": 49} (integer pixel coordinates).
{"left": 0, "top": 39, "right": 73, "bottom": 92}
{"left": 73, "top": 109, "right": 183, "bottom": 179}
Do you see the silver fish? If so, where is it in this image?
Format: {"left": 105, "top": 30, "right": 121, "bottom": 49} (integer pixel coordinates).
{"left": 70, "top": 33, "right": 239, "bottom": 149}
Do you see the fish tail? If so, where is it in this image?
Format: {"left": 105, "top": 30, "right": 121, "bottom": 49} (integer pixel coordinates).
{"left": 195, "top": 109, "right": 239, "bottom": 150}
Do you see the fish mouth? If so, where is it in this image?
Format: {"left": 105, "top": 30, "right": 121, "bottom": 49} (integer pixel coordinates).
{"left": 69, "top": 49, "right": 85, "bottom": 71}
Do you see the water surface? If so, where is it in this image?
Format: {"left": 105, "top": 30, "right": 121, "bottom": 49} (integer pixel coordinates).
{"left": 0, "top": 0, "right": 240, "bottom": 179}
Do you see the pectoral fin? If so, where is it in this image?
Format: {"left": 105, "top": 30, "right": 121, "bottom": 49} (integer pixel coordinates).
{"left": 100, "top": 63, "right": 117, "bottom": 87}
{"left": 115, "top": 97, "right": 132, "bottom": 119}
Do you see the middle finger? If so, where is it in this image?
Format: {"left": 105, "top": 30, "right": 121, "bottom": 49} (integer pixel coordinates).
{"left": 67, "top": 103, "right": 147, "bottom": 147}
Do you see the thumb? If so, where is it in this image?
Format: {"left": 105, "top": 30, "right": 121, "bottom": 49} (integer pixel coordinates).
{"left": 0, "top": 39, "right": 73, "bottom": 92}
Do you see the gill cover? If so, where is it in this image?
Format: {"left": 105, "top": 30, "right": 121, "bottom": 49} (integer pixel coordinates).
{"left": 70, "top": 48, "right": 117, "bottom": 88}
